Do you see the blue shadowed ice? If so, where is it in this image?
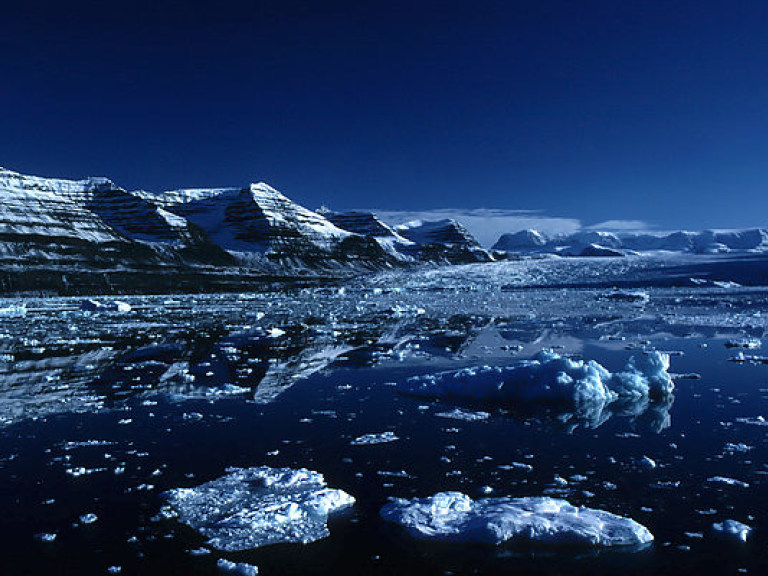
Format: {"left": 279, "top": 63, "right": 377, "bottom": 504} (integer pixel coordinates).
{"left": 399, "top": 350, "right": 673, "bottom": 407}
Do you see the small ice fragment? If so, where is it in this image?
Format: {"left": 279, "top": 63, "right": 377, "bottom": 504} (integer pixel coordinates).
{"left": 638, "top": 456, "right": 657, "bottom": 470}
{"left": 217, "top": 559, "right": 259, "bottom": 575}
{"left": 707, "top": 476, "right": 750, "bottom": 488}
{"left": 66, "top": 467, "right": 107, "bottom": 477}
{"left": 724, "top": 443, "right": 752, "bottom": 454}
{"left": 79, "top": 513, "right": 98, "bottom": 525}
{"left": 434, "top": 408, "right": 490, "bottom": 421}
{"left": 164, "top": 466, "right": 355, "bottom": 551}
{"left": 498, "top": 462, "right": 533, "bottom": 472}
{"left": 107, "top": 567, "right": 122, "bottom": 574}
{"left": 35, "top": 532, "right": 57, "bottom": 542}
{"left": 725, "top": 338, "right": 761, "bottom": 350}
{"left": 729, "top": 353, "right": 768, "bottom": 364}
{"left": 350, "top": 432, "right": 399, "bottom": 446}
{"left": 380, "top": 492, "right": 653, "bottom": 547}
{"left": 712, "top": 520, "right": 752, "bottom": 542}
{"left": 735, "top": 416, "right": 768, "bottom": 426}
{"left": 79, "top": 299, "right": 131, "bottom": 313}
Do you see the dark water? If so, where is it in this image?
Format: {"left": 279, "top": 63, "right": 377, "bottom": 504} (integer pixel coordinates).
{"left": 0, "top": 294, "right": 767, "bottom": 575}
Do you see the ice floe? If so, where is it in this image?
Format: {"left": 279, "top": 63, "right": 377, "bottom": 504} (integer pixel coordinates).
{"left": 434, "top": 408, "right": 491, "bottom": 421}
{"left": 707, "top": 476, "right": 749, "bottom": 488}
{"left": 80, "top": 299, "right": 132, "bottom": 313}
{"left": 217, "top": 559, "right": 259, "bottom": 575}
{"left": 350, "top": 431, "right": 399, "bottom": 445}
{"left": 164, "top": 466, "right": 355, "bottom": 551}
{"left": 400, "top": 351, "right": 673, "bottom": 408}
{"left": 380, "top": 492, "right": 653, "bottom": 547}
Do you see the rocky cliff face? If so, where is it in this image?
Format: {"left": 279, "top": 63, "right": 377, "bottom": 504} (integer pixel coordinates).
{"left": 0, "top": 168, "right": 492, "bottom": 293}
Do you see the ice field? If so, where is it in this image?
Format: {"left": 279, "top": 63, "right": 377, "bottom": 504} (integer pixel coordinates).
{"left": 1, "top": 255, "right": 768, "bottom": 574}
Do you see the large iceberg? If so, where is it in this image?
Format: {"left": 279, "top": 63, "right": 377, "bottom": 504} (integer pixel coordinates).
{"left": 380, "top": 492, "right": 653, "bottom": 547}
{"left": 164, "top": 466, "right": 355, "bottom": 551}
{"left": 400, "top": 350, "right": 673, "bottom": 407}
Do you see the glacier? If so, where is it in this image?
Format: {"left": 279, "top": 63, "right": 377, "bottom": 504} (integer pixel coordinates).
{"left": 493, "top": 227, "right": 768, "bottom": 257}
{"left": 380, "top": 492, "right": 653, "bottom": 547}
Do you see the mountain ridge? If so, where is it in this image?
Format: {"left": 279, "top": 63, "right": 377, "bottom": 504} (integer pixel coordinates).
{"left": 0, "top": 167, "right": 491, "bottom": 294}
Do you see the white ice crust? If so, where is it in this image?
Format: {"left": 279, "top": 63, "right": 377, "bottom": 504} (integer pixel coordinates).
{"left": 380, "top": 492, "right": 653, "bottom": 547}
{"left": 712, "top": 519, "right": 752, "bottom": 542}
{"left": 400, "top": 350, "right": 673, "bottom": 406}
{"left": 165, "top": 466, "right": 355, "bottom": 551}
{"left": 217, "top": 559, "right": 259, "bottom": 575}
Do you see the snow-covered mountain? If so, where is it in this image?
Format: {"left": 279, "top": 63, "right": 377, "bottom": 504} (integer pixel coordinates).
{"left": 493, "top": 228, "right": 768, "bottom": 257}
{"left": 0, "top": 168, "right": 492, "bottom": 292}
{"left": 395, "top": 219, "right": 493, "bottom": 263}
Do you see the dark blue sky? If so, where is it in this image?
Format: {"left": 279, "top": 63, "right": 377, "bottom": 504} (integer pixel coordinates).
{"left": 3, "top": 1, "right": 768, "bottom": 230}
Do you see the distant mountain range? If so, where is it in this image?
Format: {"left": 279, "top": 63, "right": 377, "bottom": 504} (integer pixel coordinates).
{"left": 2, "top": 166, "right": 765, "bottom": 294}
{"left": 493, "top": 228, "right": 768, "bottom": 258}
{"left": 0, "top": 168, "right": 491, "bottom": 293}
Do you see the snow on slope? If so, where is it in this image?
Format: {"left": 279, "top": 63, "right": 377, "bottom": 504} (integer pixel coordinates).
{"left": 153, "top": 183, "right": 351, "bottom": 255}
{"left": 398, "top": 218, "right": 480, "bottom": 246}
{"left": 396, "top": 219, "right": 493, "bottom": 263}
{"left": 0, "top": 167, "right": 126, "bottom": 243}
{"left": 322, "top": 210, "right": 417, "bottom": 261}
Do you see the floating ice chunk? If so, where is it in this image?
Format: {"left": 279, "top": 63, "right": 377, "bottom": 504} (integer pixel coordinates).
{"left": 712, "top": 519, "right": 752, "bottom": 542}
{"left": 66, "top": 466, "right": 107, "bottom": 477}
{"left": 707, "top": 476, "right": 750, "bottom": 488}
{"left": 79, "top": 513, "right": 98, "bottom": 525}
{"left": 723, "top": 443, "right": 752, "bottom": 454}
{"left": 498, "top": 462, "right": 533, "bottom": 472}
{"left": 725, "top": 338, "right": 761, "bottom": 349}
{"left": 217, "top": 559, "right": 259, "bottom": 575}
{"left": 80, "top": 299, "right": 132, "bottom": 313}
{"left": 735, "top": 416, "right": 768, "bottom": 426}
{"left": 434, "top": 408, "right": 491, "bottom": 421}
{"left": 400, "top": 351, "right": 673, "bottom": 407}
{"left": 637, "top": 456, "right": 657, "bottom": 470}
{"left": 729, "top": 352, "right": 768, "bottom": 365}
{"left": 380, "top": 492, "right": 653, "bottom": 547}
{"left": 35, "top": 532, "right": 57, "bottom": 542}
{"left": 164, "top": 466, "right": 355, "bottom": 551}
{"left": 350, "top": 432, "right": 399, "bottom": 446}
